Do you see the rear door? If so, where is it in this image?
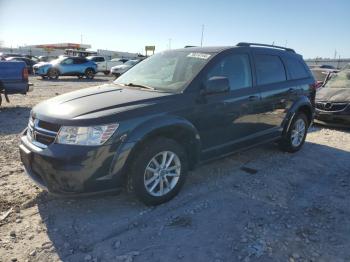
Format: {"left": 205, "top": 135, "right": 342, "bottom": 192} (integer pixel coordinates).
{"left": 252, "top": 52, "right": 291, "bottom": 134}
{"left": 73, "top": 57, "right": 88, "bottom": 74}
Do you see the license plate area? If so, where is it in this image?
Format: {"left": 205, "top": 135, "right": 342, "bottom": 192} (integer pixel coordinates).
{"left": 19, "top": 145, "right": 32, "bottom": 169}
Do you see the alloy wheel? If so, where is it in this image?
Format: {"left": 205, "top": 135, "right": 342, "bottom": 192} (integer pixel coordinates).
{"left": 144, "top": 151, "right": 181, "bottom": 197}
{"left": 291, "top": 118, "right": 306, "bottom": 147}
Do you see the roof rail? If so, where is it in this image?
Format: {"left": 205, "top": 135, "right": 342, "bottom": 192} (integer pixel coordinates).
{"left": 236, "top": 42, "right": 295, "bottom": 53}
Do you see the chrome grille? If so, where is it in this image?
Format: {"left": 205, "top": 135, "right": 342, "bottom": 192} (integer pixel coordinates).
{"left": 315, "top": 102, "right": 348, "bottom": 112}
{"left": 27, "top": 117, "right": 60, "bottom": 148}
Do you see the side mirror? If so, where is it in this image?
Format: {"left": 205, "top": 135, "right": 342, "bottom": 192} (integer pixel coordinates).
{"left": 203, "top": 76, "right": 230, "bottom": 95}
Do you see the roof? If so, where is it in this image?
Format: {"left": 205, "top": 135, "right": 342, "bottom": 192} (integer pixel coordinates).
{"left": 176, "top": 46, "right": 232, "bottom": 53}
{"left": 175, "top": 43, "right": 297, "bottom": 54}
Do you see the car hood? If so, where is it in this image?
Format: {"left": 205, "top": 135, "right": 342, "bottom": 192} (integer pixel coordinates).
{"left": 316, "top": 87, "right": 350, "bottom": 102}
{"left": 34, "top": 62, "right": 52, "bottom": 68}
{"left": 112, "top": 65, "right": 129, "bottom": 70}
{"left": 32, "top": 84, "right": 173, "bottom": 124}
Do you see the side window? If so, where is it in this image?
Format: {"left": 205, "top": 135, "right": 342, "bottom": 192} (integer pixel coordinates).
{"left": 62, "top": 58, "right": 73, "bottom": 65}
{"left": 207, "top": 54, "right": 252, "bottom": 90}
{"left": 95, "top": 57, "right": 104, "bottom": 62}
{"left": 73, "top": 58, "right": 86, "bottom": 64}
{"left": 255, "top": 55, "right": 286, "bottom": 85}
{"left": 284, "top": 56, "right": 309, "bottom": 80}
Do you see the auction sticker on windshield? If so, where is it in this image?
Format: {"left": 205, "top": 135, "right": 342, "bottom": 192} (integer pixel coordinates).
{"left": 187, "top": 53, "right": 211, "bottom": 59}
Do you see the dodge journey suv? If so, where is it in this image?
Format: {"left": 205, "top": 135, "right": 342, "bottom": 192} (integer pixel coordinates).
{"left": 19, "top": 43, "right": 315, "bottom": 205}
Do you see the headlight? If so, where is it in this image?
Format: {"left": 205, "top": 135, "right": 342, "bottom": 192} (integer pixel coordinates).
{"left": 56, "top": 123, "right": 119, "bottom": 146}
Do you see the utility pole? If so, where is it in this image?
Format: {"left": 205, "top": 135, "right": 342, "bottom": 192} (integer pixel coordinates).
{"left": 200, "top": 24, "right": 204, "bottom": 47}
{"left": 168, "top": 38, "right": 172, "bottom": 49}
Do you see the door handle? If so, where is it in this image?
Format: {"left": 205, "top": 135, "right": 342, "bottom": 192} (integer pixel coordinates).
{"left": 248, "top": 95, "right": 259, "bottom": 101}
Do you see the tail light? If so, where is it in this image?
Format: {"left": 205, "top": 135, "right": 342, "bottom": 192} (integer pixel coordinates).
{"left": 22, "top": 67, "right": 29, "bottom": 81}
{"left": 309, "top": 81, "right": 318, "bottom": 107}
{"left": 310, "top": 81, "right": 321, "bottom": 90}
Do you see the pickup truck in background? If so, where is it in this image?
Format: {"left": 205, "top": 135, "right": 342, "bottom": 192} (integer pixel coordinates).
{"left": 86, "top": 56, "right": 128, "bottom": 75}
{"left": 0, "top": 61, "right": 32, "bottom": 105}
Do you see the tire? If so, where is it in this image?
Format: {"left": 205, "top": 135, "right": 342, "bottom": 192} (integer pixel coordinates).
{"left": 104, "top": 71, "right": 110, "bottom": 75}
{"left": 85, "top": 68, "right": 95, "bottom": 79}
{"left": 41, "top": 76, "right": 47, "bottom": 80}
{"left": 279, "top": 112, "right": 309, "bottom": 153}
{"left": 129, "top": 138, "right": 188, "bottom": 206}
{"left": 77, "top": 75, "right": 84, "bottom": 79}
{"left": 47, "top": 68, "right": 59, "bottom": 80}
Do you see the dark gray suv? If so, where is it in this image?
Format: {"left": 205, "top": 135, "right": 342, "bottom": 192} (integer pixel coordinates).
{"left": 19, "top": 43, "right": 316, "bottom": 205}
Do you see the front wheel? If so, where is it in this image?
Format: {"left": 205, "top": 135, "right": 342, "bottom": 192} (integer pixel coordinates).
{"left": 85, "top": 68, "right": 95, "bottom": 79}
{"left": 129, "top": 138, "right": 188, "bottom": 206}
{"left": 279, "top": 112, "right": 309, "bottom": 153}
{"left": 47, "top": 68, "right": 59, "bottom": 80}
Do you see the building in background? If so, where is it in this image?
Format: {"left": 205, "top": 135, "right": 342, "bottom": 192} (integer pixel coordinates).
{"left": 0, "top": 43, "right": 141, "bottom": 59}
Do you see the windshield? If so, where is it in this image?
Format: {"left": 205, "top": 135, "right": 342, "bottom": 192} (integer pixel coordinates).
{"left": 325, "top": 70, "right": 350, "bottom": 89}
{"left": 114, "top": 50, "right": 212, "bottom": 92}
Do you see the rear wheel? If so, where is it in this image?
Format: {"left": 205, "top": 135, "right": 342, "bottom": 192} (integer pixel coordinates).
{"left": 129, "top": 138, "right": 188, "bottom": 206}
{"left": 85, "top": 68, "right": 95, "bottom": 79}
{"left": 279, "top": 112, "right": 309, "bottom": 153}
{"left": 47, "top": 68, "right": 59, "bottom": 80}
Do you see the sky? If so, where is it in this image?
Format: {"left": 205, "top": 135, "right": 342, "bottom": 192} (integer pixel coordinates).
{"left": 0, "top": 0, "right": 349, "bottom": 58}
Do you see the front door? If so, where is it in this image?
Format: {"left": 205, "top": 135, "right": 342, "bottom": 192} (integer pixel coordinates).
{"left": 193, "top": 52, "right": 263, "bottom": 159}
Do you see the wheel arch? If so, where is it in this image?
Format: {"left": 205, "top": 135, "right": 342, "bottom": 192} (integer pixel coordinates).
{"left": 283, "top": 96, "right": 314, "bottom": 134}
{"left": 126, "top": 118, "right": 201, "bottom": 171}
{"left": 110, "top": 116, "right": 201, "bottom": 185}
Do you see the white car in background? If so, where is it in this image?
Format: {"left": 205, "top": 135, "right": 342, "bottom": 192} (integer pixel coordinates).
{"left": 110, "top": 59, "right": 140, "bottom": 78}
{"left": 86, "top": 56, "right": 129, "bottom": 75}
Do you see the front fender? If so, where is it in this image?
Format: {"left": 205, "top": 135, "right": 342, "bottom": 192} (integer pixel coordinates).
{"left": 109, "top": 115, "right": 201, "bottom": 179}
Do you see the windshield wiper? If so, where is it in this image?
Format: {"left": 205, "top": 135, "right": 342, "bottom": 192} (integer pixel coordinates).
{"left": 123, "top": 83, "right": 155, "bottom": 90}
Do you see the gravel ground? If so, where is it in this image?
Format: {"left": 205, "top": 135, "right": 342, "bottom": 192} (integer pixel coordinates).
{"left": 0, "top": 76, "right": 350, "bottom": 262}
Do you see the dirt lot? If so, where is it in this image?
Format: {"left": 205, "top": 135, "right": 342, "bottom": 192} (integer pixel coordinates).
{"left": 1, "top": 76, "right": 350, "bottom": 262}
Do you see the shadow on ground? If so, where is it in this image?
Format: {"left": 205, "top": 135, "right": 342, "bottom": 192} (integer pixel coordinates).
{"left": 36, "top": 142, "right": 350, "bottom": 261}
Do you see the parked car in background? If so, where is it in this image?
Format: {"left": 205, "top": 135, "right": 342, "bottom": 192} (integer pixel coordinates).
{"left": 6, "top": 57, "right": 37, "bottom": 74}
{"left": 19, "top": 43, "right": 315, "bottom": 205}
{"left": 86, "top": 56, "right": 128, "bottom": 75}
{"left": 0, "top": 61, "right": 32, "bottom": 105}
{"left": 315, "top": 69, "right": 350, "bottom": 127}
{"left": 38, "top": 56, "right": 58, "bottom": 62}
{"left": 33, "top": 56, "right": 97, "bottom": 80}
{"left": 110, "top": 59, "right": 140, "bottom": 78}
{"left": 310, "top": 64, "right": 339, "bottom": 84}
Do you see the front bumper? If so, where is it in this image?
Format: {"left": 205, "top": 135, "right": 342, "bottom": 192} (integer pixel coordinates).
{"left": 33, "top": 67, "right": 48, "bottom": 76}
{"left": 315, "top": 109, "right": 350, "bottom": 127}
{"left": 19, "top": 131, "right": 132, "bottom": 195}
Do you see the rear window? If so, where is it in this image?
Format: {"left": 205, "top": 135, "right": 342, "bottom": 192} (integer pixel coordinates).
{"left": 255, "top": 54, "right": 286, "bottom": 85}
{"left": 284, "top": 56, "right": 309, "bottom": 80}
